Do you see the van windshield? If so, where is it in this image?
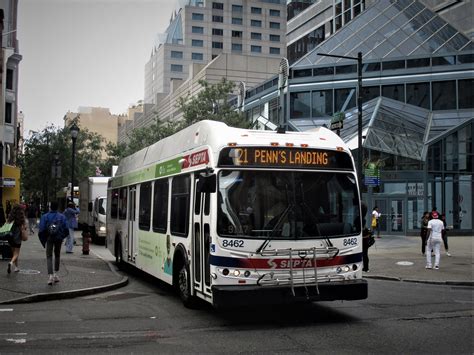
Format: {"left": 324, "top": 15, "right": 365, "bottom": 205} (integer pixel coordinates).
{"left": 217, "top": 170, "right": 360, "bottom": 239}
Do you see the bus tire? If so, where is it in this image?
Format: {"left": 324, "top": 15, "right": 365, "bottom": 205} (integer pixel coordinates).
{"left": 115, "top": 237, "right": 123, "bottom": 267}
{"left": 177, "top": 263, "right": 199, "bottom": 308}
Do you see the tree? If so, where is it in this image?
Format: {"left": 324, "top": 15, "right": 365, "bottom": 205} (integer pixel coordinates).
{"left": 18, "top": 123, "right": 104, "bottom": 207}
{"left": 177, "top": 78, "right": 250, "bottom": 129}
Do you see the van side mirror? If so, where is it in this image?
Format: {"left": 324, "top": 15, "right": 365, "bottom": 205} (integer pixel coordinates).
{"left": 88, "top": 202, "right": 93, "bottom": 212}
{"left": 197, "top": 173, "right": 216, "bottom": 193}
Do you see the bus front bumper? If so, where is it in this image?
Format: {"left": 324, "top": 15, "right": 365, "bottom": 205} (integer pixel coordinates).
{"left": 212, "top": 279, "right": 367, "bottom": 308}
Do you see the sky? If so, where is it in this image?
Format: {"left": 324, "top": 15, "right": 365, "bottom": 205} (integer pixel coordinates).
{"left": 18, "top": 0, "right": 177, "bottom": 135}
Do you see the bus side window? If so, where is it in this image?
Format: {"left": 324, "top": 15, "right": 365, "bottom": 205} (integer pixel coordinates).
{"left": 139, "top": 182, "right": 152, "bottom": 231}
{"left": 111, "top": 190, "right": 119, "bottom": 219}
{"left": 171, "top": 175, "right": 191, "bottom": 237}
{"left": 119, "top": 187, "right": 127, "bottom": 220}
{"left": 152, "top": 179, "right": 168, "bottom": 233}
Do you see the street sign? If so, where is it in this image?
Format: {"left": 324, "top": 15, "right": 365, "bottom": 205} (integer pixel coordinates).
{"left": 364, "top": 165, "right": 380, "bottom": 186}
{"left": 330, "top": 120, "right": 343, "bottom": 130}
{"left": 330, "top": 112, "right": 345, "bottom": 131}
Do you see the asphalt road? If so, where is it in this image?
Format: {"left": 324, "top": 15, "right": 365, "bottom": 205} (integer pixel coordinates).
{"left": 0, "top": 260, "right": 472, "bottom": 354}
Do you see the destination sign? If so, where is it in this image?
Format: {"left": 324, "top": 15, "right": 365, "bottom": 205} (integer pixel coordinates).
{"left": 218, "top": 147, "right": 353, "bottom": 170}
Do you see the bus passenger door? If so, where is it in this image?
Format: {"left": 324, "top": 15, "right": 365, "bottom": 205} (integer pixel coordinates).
{"left": 128, "top": 186, "right": 137, "bottom": 263}
{"left": 193, "top": 177, "right": 212, "bottom": 298}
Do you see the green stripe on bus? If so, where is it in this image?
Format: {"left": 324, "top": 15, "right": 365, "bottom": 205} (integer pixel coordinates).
{"left": 110, "top": 157, "right": 183, "bottom": 188}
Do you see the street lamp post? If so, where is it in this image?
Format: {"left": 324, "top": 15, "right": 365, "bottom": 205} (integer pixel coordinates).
{"left": 317, "top": 51, "right": 363, "bottom": 190}
{"left": 52, "top": 151, "right": 60, "bottom": 200}
{"left": 70, "top": 123, "right": 80, "bottom": 203}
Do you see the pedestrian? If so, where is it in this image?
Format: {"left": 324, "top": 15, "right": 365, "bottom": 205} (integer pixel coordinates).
{"left": 440, "top": 213, "right": 450, "bottom": 257}
{"left": 38, "top": 201, "right": 68, "bottom": 285}
{"left": 429, "top": 206, "right": 438, "bottom": 220}
{"left": 63, "top": 202, "right": 80, "bottom": 254}
{"left": 371, "top": 206, "right": 381, "bottom": 238}
{"left": 358, "top": 202, "right": 371, "bottom": 272}
{"left": 26, "top": 202, "right": 38, "bottom": 234}
{"left": 6, "top": 204, "right": 28, "bottom": 274}
{"left": 425, "top": 211, "right": 444, "bottom": 270}
{"left": 420, "top": 211, "right": 430, "bottom": 255}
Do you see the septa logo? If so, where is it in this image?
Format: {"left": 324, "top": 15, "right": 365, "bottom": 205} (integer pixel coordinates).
{"left": 183, "top": 149, "right": 209, "bottom": 168}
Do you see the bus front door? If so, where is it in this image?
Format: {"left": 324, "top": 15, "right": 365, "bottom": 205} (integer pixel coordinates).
{"left": 192, "top": 178, "right": 212, "bottom": 299}
{"left": 128, "top": 186, "right": 137, "bottom": 263}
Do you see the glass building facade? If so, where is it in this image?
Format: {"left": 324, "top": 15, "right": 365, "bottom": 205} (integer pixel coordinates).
{"left": 241, "top": 0, "right": 474, "bottom": 235}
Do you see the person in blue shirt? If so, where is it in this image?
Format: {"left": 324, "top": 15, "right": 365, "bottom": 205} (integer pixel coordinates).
{"left": 63, "top": 202, "right": 80, "bottom": 253}
{"left": 38, "top": 201, "right": 68, "bottom": 285}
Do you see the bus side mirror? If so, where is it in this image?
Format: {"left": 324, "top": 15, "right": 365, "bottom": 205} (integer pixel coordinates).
{"left": 197, "top": 173, "right": 216, "bottom": 193}
{"left": 88, "top": 202, "right": 93, "bottom": 212}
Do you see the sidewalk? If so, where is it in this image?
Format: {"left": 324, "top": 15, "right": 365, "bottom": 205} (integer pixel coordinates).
{"left": 0, "top": 231, "right": 127, "bottom": 304}
{"left": 0, "top": 233, "right": 471, "bottom": 305}
{"left": 365, "top": 234, "right": 473, "bottom": 286}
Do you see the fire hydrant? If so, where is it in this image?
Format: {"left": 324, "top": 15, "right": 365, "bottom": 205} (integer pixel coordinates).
{"left": 82, "top": 230, "right": 92, "bottom": 255}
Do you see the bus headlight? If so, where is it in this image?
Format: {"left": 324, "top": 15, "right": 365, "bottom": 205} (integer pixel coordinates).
{"left": 99, "top": 226, "right": 106, "bottom": 232}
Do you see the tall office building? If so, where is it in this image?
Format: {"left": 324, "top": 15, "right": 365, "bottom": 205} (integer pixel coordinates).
{"left": 144, "top": 0, "right": 287, "bottom": 105}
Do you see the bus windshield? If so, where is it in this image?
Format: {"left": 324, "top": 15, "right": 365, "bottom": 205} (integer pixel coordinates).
{"left": 217, "top": 170, "right": 360, "bottom": 239}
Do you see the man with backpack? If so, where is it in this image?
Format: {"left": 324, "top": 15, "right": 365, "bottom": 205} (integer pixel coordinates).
{"left": 38, "top": 201, "right": 68, "bottom": 285}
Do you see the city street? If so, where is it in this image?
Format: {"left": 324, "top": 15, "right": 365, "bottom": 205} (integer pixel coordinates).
{"left": 0, "top": 254, "right": 472, "bottom": 354}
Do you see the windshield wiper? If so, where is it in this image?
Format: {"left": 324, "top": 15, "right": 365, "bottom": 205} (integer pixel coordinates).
{"left": 256, "top": 204, "right": 292, "bottom": 254}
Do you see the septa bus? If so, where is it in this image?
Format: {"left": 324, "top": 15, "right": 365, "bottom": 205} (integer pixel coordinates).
{"left": 106, "top": 120, "right": 367, "bottom": 308}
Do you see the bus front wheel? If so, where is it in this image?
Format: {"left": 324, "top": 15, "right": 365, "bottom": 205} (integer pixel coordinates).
{"left": 177, "top": 263, "right": 198, "bottom": 308}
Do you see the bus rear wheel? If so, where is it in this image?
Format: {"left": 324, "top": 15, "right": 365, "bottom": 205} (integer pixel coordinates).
{"left": 178, "top": 264, "right": 198, "bottom": 308}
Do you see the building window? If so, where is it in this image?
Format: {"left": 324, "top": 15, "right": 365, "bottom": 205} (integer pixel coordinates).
{"left": 232, "top": 4, "right": 243, "bottom": 12}
{"left": 458, "top": 79, "right": 474, "bottom": 109}
{"left": 212, "top": 28, "right": 223, "bottom": 36}
{"left": 232, "top": 43, "right": 242, "bottom": 52}
{"left": 335, "top": 64, "right": 357, "bottom": 74}
{"left": 269, "top": 47, "right": 280, "bottom": 55}
{"left": 406, "top": 82, "right": 430, "bottom": 109}
{"left": 269, "top": 9, "right": 280, "bottom": 17}
{"left": 335, "top": 88, "right": 356, "bottom": 111}
{"left": 5, "top": 102, "right": 12, "bottom": 124}
{"left": 382, "top": 60, "right": 405, "bottom": 71}
{"left": 251, "top": 45, "right": 262, "bottom": 53}
{"left": 212, "top": 41, "right": 223, "bottom": 49}
{"left": 192, "top": 26, "right": 204, "bottom": 34}
{"left": 232, "top": 30, "right": 242, "bottom": 38}
{"left": 212, "top": 2, "right": 223, "bottom": 9}
{"left": 313, "top": 67, "right": 334, "bottom": 76}
{"left": 171, "top": 64, "right": 183, "bottom": 72}
{"left": 432, "top": 55, "right": 456, "bottom": 66}
{"left": 251, "top": 32, "right": 262, "bottom": 40}
{"left": 382, "top": 84, "right": 405, "bottom": 102}
{"left": 251, "top": 20, "right": 262, "bottom": 27}
{"left": 269, "top": 22, "right": 280, "bottom": 29}
{"left": 192, "top": 52, "right": 203, "bottom": 60}
{"left": 363, "top": 86, "right": 380, "bottom": 101}
{"left": 288, "top": 25, "right": 325, "bottom": 64}
{"left": 269, "top": 34, "right": 280, "bottom": 42}
{"left": 312, "top": 90, "right": 333, "bottom": 117}
{"left": 232, "top": 17, "right": 243, "bottom": 25}
{"left": 290, "top": 91, "right": 311, "bottom": 118}
{"left": 212, "top": 15, "right": 224, "bottom": 23}
{"left": 139, "top": 182, "right": 152, "bottom": 231}
{"left": 170, "top": 51, "right": 183, "bottom": 59}
{"left": 432, "top": 81, "right": 456, "bottom": 110}
{"left": 170, "top": 175, "right": 190, "bottom": 236}
{"left": 192, "top": 39, "right": 204, "bottom": 47}
{"left": 6, "top": 69, "right": 13, "bottom": 90}
{"left": 152, "top": 179, "right": 168, "bottom": 233}
{"left": 192, "top": 13, "right": 204, "bottom": 21}
{"left": 251, "top": 7, "right": 262, "bottom": 14}
{"left": 407, "top": 58, "right": 430, "bottom": 68}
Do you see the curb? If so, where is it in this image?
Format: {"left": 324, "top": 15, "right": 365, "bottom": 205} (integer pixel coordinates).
{"left": 0, "top": 276, "right": 129, "bottom": 304}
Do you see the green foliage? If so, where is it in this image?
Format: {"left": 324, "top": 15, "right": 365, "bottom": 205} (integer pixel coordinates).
{"left": 18, "top": 122, "right": 104, "bottom": 204}
{"left": 177, "top": 78, "right": 250, "bottom": 129}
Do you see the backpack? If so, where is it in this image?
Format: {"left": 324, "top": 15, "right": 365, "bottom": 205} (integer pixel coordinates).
{"left": 47, "top": 214, "right": 66, "bottom": 241}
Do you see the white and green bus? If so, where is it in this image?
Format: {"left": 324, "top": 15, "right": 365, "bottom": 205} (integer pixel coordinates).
{"left": 106, "top": 120, "right": 367, "bottom": 308}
